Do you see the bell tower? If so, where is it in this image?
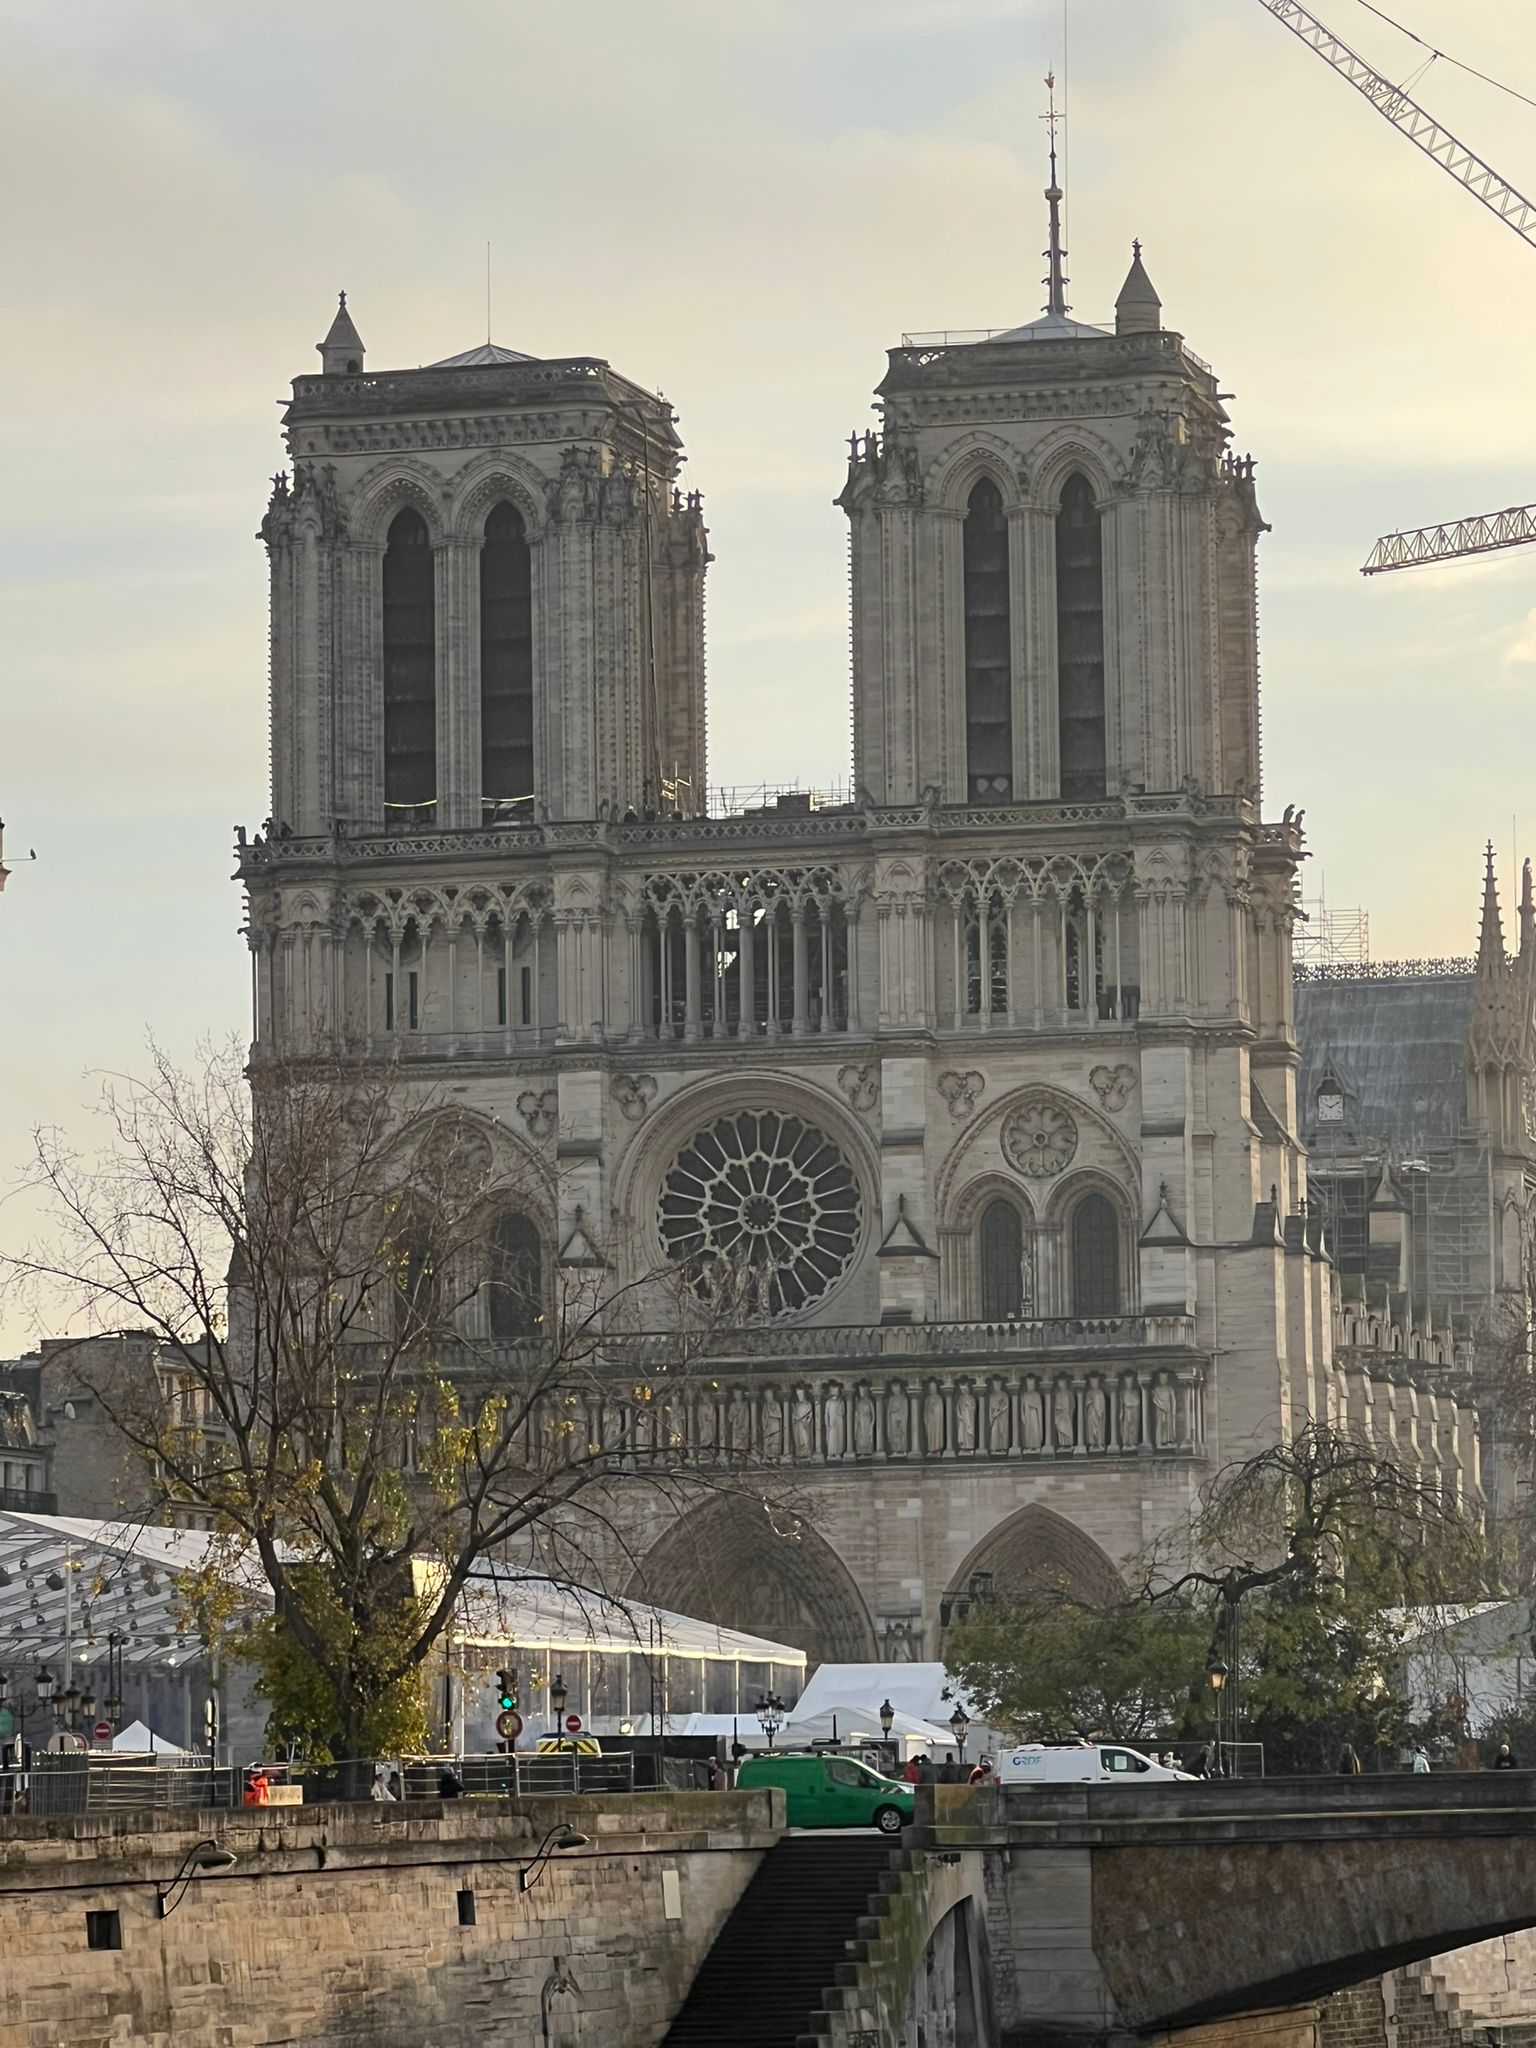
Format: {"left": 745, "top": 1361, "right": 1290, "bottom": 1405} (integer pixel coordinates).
{"left": 262, "top": 299, "right": 709, "bottom": 836}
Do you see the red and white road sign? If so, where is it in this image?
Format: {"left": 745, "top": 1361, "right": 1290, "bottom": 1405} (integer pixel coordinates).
{"left": 93, "top": 1720, "right": 114, "bottom": 1743}
{"left": 495, "top": 1709, "right": 523, "bottom": 1741}
{"left": 564, "top": 1713, "right": 583, "bottom": 1736}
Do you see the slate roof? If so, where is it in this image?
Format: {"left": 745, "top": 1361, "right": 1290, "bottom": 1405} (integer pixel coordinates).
{"left": 1294, "top": 973, "right": 1474, "bottom": 1145}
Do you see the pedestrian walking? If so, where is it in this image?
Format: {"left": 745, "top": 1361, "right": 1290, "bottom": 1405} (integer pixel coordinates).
{"left": 370, "top": 1762, "right": 397, "bottom": 1801}
{"left": 1188, "top": 1745, "right": 1212, "bottom": 1780}
{"left": 437, "top": 1764, "right": 464, "bottom": 1799}
{"left": 903, "top": 1754, "right": 922, "bottom": 1785}
{"left": 1493, "top": 1742, "right": 1518, "bottom": 1770}
{"left": 967, "top": 1755, "right": 993, "bottom": 1787}
{"left": 1411, "top": 1747, "right": 1430, "bottom": 1775}
{"left": 1339, "top": 1743, "right": 1362, "bottom": 1776}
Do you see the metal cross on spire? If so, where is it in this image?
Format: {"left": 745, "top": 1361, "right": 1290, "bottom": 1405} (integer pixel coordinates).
{"left": 1041, "top": 72, "right": 1070, "bottom": 317}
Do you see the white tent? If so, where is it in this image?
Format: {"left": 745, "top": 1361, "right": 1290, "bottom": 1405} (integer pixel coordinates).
{"left": 787, "top": 1662, "right": 977, "bottom": 1729}
{"left": 780, "top": 1704, "right": 954, "bottom": 1753}
{"left": 112, "top": 1719, "right": 193, "bottom": 1756}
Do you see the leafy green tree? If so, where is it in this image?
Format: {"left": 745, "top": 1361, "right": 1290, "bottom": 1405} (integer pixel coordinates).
{"left": 945, "top": 1592, "right": 1208, "bottom": 1744}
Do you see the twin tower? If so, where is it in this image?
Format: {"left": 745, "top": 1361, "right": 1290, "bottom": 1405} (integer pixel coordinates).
{"left": 239, "top": 208, "right": 1452, "bottom": 1668}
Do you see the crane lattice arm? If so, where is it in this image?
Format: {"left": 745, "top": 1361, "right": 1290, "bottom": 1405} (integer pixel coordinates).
{"left": 1362, "top": 503, "right": 1536, "bottom": 575}
{"left": 1257, "top": 1, "right": 1536, "bottom": 251}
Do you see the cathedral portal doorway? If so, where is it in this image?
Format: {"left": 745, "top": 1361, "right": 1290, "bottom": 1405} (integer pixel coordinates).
{"left": 629, "top": 1497, "right": 877, "bottom": 1670}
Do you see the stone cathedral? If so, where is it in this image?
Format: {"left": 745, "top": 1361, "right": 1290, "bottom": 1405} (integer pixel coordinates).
{"left": 239, "top": 185, "right": 1481, "bottom": 1670}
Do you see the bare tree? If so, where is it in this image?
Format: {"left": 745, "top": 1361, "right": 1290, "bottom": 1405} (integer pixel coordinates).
{"left": 1, "top": 1039, "right": 761, "bottom": 1757}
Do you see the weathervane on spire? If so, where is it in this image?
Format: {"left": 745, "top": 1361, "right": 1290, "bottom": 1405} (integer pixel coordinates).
{"left": 1041, "top": 72, "right": 1069, "bottom": 318}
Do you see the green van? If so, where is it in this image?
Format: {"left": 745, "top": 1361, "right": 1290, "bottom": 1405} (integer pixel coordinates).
{"left": 736, "top": 1751, "right": 916, "bottom": 1833}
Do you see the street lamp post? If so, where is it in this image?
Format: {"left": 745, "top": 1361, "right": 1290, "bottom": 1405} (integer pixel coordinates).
{"left": 1206, "top": 1651, "right": 1229, "bottom": 1776}
{"left": 548, "top": 1673, "right": 571, "bottom": 1758}
{"left": 949, "top": 1704, "right": 971, "bottom": 1766}
{"left": 755, "top": 1693, "right": 785, "bottom": 1752}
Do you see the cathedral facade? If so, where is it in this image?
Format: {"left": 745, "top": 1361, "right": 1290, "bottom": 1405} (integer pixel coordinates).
{"left": 239, "top": 210, "right": 1480, "bottom": 1668}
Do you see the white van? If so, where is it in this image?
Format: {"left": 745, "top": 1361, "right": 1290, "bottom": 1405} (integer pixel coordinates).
{"left": 996, "top": 1742, "right": 1194, "bottom": 1786}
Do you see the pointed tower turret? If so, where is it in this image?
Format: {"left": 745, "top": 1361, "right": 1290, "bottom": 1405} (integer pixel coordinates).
{"left": 1520, "top": 858, "right": 1534, "bottom": 974}
{"left": 317, "top": 292, "right": 365, "bottom": 377}
{"left": 1115, "top": 239, "right": 1162, "bottom": 335}
{"left": 1477, "top": 840, "right": 1506, "bottom": 978}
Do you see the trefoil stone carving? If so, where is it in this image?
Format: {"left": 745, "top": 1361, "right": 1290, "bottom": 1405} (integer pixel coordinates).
{"left": 837, "top": 1063, "right": 880, "bottom": 1112}
{"left": 516, "top": 1087, "right": 558, "bottom": 1141}
{"left": 613, "top": 1073, "right": 658, "bottom": 1123}
{"left": 1089, "top": 1062, "right": 1137, "bottom": 1112}
{"left": 938, "top": 1070, "right": 985, "bottom": 1120}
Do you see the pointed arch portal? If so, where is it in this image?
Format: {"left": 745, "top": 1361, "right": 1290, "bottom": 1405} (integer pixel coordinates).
{"left": 946, "top": 1502, "right": 1122, "bottom": 1610}
{"left": 629, "top": 1497, "right": 876, "bottom": 1669}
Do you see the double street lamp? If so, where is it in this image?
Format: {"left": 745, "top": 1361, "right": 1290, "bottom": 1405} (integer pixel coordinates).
{"left": 755, "top": 1693, "right": 786, "bottom": 1751}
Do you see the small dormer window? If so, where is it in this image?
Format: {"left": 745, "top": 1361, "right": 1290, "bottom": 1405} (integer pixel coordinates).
{"left": 1316, "top": 1087, "right": 1345, "bottom": 1124}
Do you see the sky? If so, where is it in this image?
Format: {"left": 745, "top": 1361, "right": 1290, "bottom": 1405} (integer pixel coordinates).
{"left": 3, "top": 0, "right": 1536, "bottom": 1347}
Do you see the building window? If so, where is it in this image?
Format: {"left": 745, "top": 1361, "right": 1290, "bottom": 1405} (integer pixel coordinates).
{"left": 489, "top": 1211, "right": 543, "bottom": 1341}
{"left": 1056, "top": 473, "right": 1107, "bottom": 801}
{"left": 85, "top": 1911, "right": 122, "bottom": 1951}
{"left": 394, "top": 1233, "right": 437, "bottom": 1342}
{"left": 979, "top": 1200, "right": 1026, "bottom": 1321}
{"left": 480, "top": 502, "right": 534, "bottom": 817}
{"left": 496, "top": 966, "right": 507, "bottom": 1028}
{"left": 456, "top": 1889, "right": 477, "bottom": 1927}
{"left": 383, "top": 507, "right": 437, "bottom": 816}
{"left": 964, "top": 896, "right": 1008, "bottom": 1018}
{"left": 1070, "top": 1193, "right": 1120, "bottom": 1317}
{"left": 963, "top": 478, "right": 1013, "bottom": 802}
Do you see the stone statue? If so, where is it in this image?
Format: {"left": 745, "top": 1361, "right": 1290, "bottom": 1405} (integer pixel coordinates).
{"left": 853, "top": 1381, "right": 877, "bottom": 1458}
{"left": 727, "top": 1386, "right": 752, "bottom": 1454}
{"left": 885, "top": 1381, "right": 911, "bottom": 1456}
{"left": 823, "top": 1382, "right": 847, "bottom": 1460}
{"left": 1153, "top": 1378, "right": 1178, "bottom": 1447}
{"left": 986, "top": 1376, "right": 1010, "bottom": 1455}
{"left": 630, "top": 1398, "right": 655, "bottom": 1458}
{"left": 760, "top": 1387, "right": 785, "bottom": 1461}
{"left": 1084, "top": 1382, "right": 1106, "bottom": 1451}
{"left": 1119, "top": 1380, "right": 1141, "bottom": 1450}
{"left": 881, "top": 1619, "right": 920, "bottom": 1663}
{"left": 791, "top": 1384, "right": 815, "bottom": 1461}
{"left": 922, "top": 1379, "right": 946, "bottom": 1457}
{"left": 954, "top": 1379, "right": 978, "bottom": 1454}
{"left": 1052, "top": 1380, "right": 1076, "bottom": 1450}
{"left": 1020, "top": 1381, "right": 1045, "bottom": 1452}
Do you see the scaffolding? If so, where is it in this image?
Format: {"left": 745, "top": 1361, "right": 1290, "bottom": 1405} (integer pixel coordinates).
{"left": 1293, "top": 896, "right": 1370, "bottom": 969}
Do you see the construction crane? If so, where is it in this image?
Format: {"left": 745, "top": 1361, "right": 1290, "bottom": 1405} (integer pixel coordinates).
{"left": 1256, "top": 1, "right": 1536, "bottom": 576}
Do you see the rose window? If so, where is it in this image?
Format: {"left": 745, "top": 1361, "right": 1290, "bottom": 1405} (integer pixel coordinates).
{"left": 659, "top": 1111, "right": 862, "bottom": 1318}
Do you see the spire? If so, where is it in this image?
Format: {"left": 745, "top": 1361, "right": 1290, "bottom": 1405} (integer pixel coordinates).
{"left": 317, "top": 291, "right": 365, "bottom": 376}
{"left": 1041, "top": 72, "right": 1069, "bottom": 317}
{"left": 1476, "top": 840, "right": 1507, "bottom": 978}
{"left": 1521, "top": 857, "right": 1535, "bottom": 969}
{"left": 1115, "top": 239, "right": 1162, "bottom": 335}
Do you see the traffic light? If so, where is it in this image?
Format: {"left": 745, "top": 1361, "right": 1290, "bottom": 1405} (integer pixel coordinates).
{"left": 495, "top": 1669, "right": 517, "bottom": 1712}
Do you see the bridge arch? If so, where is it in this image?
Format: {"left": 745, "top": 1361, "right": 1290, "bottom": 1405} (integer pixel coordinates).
{"left": 946, "top": 1501, "right": 1122, "bottom": 1609}
{"left": 628, "top": 1496, "right": 877, "bottom": 1669}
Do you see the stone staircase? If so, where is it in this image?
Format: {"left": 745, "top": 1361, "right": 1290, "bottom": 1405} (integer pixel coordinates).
{"left": 660, "top": 1835, "right": 906, "bottom": 2048}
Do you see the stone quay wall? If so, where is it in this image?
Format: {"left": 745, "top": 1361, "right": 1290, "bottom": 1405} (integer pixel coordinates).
{"left": 0, "top": 1790, "right": 780, "bottom": 2047}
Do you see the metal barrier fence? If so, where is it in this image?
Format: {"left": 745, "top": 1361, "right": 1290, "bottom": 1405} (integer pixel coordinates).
{"left": 5, "top": 1748, "right": 634, "bottom": 1817}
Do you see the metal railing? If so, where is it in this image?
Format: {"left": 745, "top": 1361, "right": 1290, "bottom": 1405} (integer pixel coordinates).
{"left": 6, "top": 1749, "right": 635, "bottom": 1818}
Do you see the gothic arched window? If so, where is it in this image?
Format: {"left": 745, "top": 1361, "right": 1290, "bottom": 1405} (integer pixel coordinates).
{"left": 488, "top": 1209, "right": 543, "bottom": 1341}
{"left": 1055, "top": 472, "right": 1107, "bottom": 801}
{"left": 382, "top": 507, "right": 437, "bottom": 814}
{"left": 393, "top": 1230, "right": 437, "bottom": 1343}
{"left": 979, "top": 1200, "right": 1025, "bottom": 1322}
{"left": 1070, "top": 1193, "right": 1120, "bottom": 1317}
{"left": 963, "top": 478, "right": 1013, "bottom": 802}
{"left": 480, "top": 502, "right": 534, "bottom": 817}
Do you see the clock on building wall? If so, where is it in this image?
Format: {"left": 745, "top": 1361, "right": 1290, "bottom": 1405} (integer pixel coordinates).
{"left": 1316, "top": 1088, "right": 1345, "bottom": 1124}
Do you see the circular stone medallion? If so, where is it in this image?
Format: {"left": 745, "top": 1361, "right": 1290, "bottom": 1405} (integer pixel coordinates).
{"left": 1001, "top": 1096, "right": 1079, "bottom": 1178}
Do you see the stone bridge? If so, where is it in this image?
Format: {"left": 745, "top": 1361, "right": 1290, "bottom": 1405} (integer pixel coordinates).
{"left": 911, "top": 1772, "right": 1536, "bottom": 2043}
